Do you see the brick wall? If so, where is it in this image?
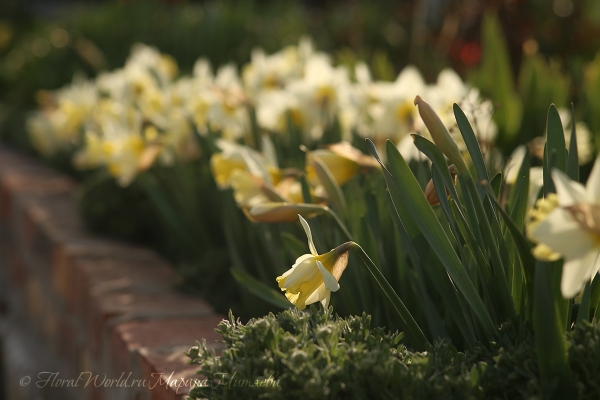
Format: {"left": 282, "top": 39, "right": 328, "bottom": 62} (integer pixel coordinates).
{"left": 0, "top": 147, "right": 224, "bottom": 400}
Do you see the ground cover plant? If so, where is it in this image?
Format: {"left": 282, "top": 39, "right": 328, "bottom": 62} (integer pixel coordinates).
{"left": 187, "top": 308, "right": 600, "bottom": 400}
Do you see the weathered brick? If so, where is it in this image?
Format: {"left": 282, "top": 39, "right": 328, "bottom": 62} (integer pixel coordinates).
{"left": 138, "top": 346, "right": 204, "bottom": 400}
{"left": 53, "top": 237, "right": 163, "bottom": 309}
{"left": 0, "top": 169, "right": 75, "bottom": 221}
{"left": 88, "top": 291, "right": 214, "bottom": 357}
{"left": 9, "top": 248, "right": 28, "bottom": 287}
{"left": 110, "top": 316, "right": 224, "bottom": 374}
{"left": 74, "top": 258, "right": 175, "bottom": 317}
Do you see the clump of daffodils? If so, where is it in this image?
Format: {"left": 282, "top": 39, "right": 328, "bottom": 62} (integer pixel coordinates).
{"left": 28, "top": 39, "right": 509, "bottom": 187}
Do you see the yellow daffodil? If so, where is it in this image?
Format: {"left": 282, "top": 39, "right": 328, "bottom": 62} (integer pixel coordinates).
{"left": 229, "top": 169, "right": 268, "bottom": 208}
{"left": 306, "top": 141, "right": 379, "bottom": 186}
{"left": 528, "top": 155, "right": 600, "bottom": 298}
{"left": 277, "top": 215, "right": 350, "bottom": 309}
{"left": 210, "top": 139, "right": 277, "bottom": 189}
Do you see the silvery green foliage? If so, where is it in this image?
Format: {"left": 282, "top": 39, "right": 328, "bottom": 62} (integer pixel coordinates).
{"left": 187, "top": 308, "right": 600, "bottom": 400}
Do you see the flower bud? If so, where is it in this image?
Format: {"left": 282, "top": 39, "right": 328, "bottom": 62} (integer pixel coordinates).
{"left": 424, "top": 165, "right": 457, "bottom": 205}
{"left": 414, "top": 96, "right": 469, "bottom": 175}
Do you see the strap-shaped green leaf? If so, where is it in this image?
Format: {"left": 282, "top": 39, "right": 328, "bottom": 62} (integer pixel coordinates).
{"left": 482, "top": 183, "right": 534, "bottom": 291}
{"left": 378, "top": 139, "right": 498, "bottom": 339}
{"left": 367, "top": 139, "right": 478, "bottom": 347}
{"left": 566, "top": 103, "right": 579, "bottom": 180}
{"left": 454, "top": 103, "right": 490, "bottom": 184}
{"left": 544, "top": 104, "right": 567, "bottom": 195}
{"left": 533, "top": 261, "right": 574, "bottom": 397}
{"left": 231, "top": 268, "right": 292, "bottom": 309}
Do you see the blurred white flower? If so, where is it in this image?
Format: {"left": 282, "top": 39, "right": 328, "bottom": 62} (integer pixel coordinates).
{"left": 528, "top": 156, "right": 600, "bottom": 298}
{"left": 368, "top": 66, "right": 426, "bottom": 143}
{"left": 285, "top": 54, "right": 351, "bottom": 141}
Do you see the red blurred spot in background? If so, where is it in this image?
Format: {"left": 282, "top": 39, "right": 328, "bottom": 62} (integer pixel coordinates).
{"left": 460, "top": 42, "right": 481, "bottom": 66}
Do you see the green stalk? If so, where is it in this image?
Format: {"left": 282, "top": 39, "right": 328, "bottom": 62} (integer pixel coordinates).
{"left": 577, "top": 281, "right": 592, "bottom": 324}
{"left": 347, "top": 242, "right": 430, "bottom": 351}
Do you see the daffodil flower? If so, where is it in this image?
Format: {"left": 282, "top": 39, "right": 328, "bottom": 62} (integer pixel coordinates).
{"left": 276, "top": 215, "right": 350, "bottom": 309}
{"left": 528, "top": 155, "right": 600, "bottom": 298}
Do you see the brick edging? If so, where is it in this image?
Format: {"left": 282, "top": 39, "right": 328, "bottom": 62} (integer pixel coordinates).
{"left": 0, "top": 147, "right": 223, "bottom": 400}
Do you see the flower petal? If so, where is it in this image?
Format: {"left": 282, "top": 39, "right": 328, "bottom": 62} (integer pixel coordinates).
{"left": 561, "top": 249, "right": 600, "bottom": 298}
{"left": 305, "top": 283, "right": 327, "bottom": 306}
{"left": 530, "top": 208, "right": 597, "bottom": 261}
{"left": 299, "top": 215, "right": 318, "bottom": 256}
{"left": 317, "top": 260, "right": 340, "bottom": 292}
{"left": 551, "top": 169, "right": 587, "bottom": 207}
{"left": 586, "top": 155, "right": 600, "bottom": 203}
{"left": 279, "top": 255, "right": 318, "bottom": 289}
{"left": 280, "top": 254, "right": 313, "bottom": 278}
{"left": 320, "top": 291, "right": 331, "bottom": 308}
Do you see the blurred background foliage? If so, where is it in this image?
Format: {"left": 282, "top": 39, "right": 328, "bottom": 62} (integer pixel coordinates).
{"left": 3, "top": 0, "right": 600, "bottom": 323}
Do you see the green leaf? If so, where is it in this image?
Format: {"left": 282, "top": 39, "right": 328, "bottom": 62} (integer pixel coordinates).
{"left": 544, "top": 104, "right": 567, "bottom": 194}
{"left": 490, "top": 172, "right": 503, "bottom": 199}
{"left": 454, "top": 103, "right": 490, "bottom": 184}
{"left": 566, "top": 103, "right": 579, "bottom": 180}
{"left": 380, "top": 140, "right": 498, "bottom": 339}
{"left": 388, "top": 198, "right": 449, "bottom": 340}
{"left": 542, "top": 104, "right": 570, "bottom": 332}
{"left": 533, "top": 261, "right": 574, "bottom": 397}
{"left": 460, "top": 176, "right": 516, "bottom": 325}
{"left": 231, "top": 268, "right": 292, "bottom": 309}
{"left": 505, "top": 155, "right": 530, "bottom": 314}
{"left": 577, "top": 282, "right": 592, "bottom": 324}
{"left": 590, "top": 277, "right": 600, "bottom": 322}
{"left": 367, "top": 138, "right": 478, "bottom": 347}
{"left": 351, "top": 244, "right": 430, "bottom": 351}
{"left": 482, "top": 183, "right": 534, "bottom": 290}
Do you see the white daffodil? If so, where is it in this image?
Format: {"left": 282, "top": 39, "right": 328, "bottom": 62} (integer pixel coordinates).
{"left": 205, "top": 64, "right": 250, "bottom": 140}
{"left": 285, "top": 54, "right": 351, "bottom": 141}
{"left": 242, "top": 45, "right": 302, "bottom": 98}
{"left": 277, "top": 215, "right": 350, "bottom": 310}
{"left": 528, "top": 155, "right": 600, "bottom": 298}
{"left": 368, "top": 66, "right": 426, "bottom": 142}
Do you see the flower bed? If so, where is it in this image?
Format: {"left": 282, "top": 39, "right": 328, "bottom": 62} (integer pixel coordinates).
{"left": 5, "top": 6, "right": 600, "bottom": 399}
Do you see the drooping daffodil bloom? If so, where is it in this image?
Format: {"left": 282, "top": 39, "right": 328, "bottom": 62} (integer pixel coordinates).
{"left": 277, "top": 215, "right": 351, "bottom": 309}
{"left": 305, "top": 141, "right": 380, "bottom": 187}
{"left": 528, "top": 155, "right": 600, "bottom": 298}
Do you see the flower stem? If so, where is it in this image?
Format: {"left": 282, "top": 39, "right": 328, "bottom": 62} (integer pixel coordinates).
{"left": 348, "top": 241, "right": 430, "bottom": 350}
